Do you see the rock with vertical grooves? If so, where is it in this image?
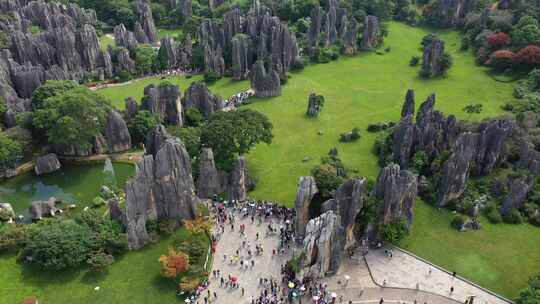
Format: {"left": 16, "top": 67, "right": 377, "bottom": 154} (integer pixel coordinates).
{"left": 321, "top": 178, "right": 366, "bottom": 250}
{"left": 343, "top": 17, "right": 359, "bottom": 55}
{"left": 430, "top": 0, "right": 478, "bottom": 27}
{"left": 250, "top": 60, "right": 281, "bottom": 97}
{"left": 270, "top": 23, "right": 298, "bottom": 75}
{"left": 114, "top": 23, "right": 138, "bottom": 51}
{"left": 135, "top": 0, "right": 158, "bottom": 43}
{"left": 124, "top": 97, "right": 138, "bottom": 119}
{"left": 34, "top": 153, "right": 61, "bottom": 175}
{"left": 158, "top": 37, "right": 178, "bottom": 68}
{"left": 518, "top": 142, "right": 540, "bottom": 174}
{"left": 145, "top": 124, "right": 171, "bottom": 157}
{"left": 302, "top": 211, "right": 343, "bottom": 278}
{"left": 182, "top": 81, "right": 224, "bottom": 118}
{"left": 373, "top": 164, "right": 417, "bottom": 227}
{"left": 114, "top": 47, "right": 136, "bottom": 74}
{"left": 361, "top": 15, "right": 381, "bottom": 50}
{"left": 392, "top": 114, "right": 415, "bottom": 169}
{"left": 179, "top": 0, "right": 192, "bottom": 19}
{"left": 231, "top": 34, "right": 251, "bottom": 80}
{"left": 104, "top": 110, "right": 132, "bottom": 153}
{"left": 197, "top": 148, "right": 221, "bottom": 198}
{"left": 228, "top": 156, "right": 248, "bottom": 203}
{"left": 499, "top": 176, "right": 533, "bottom": 216}
{"left": 108, "top": 198, "right": 125, "bottom": 223}
{"left": 401, "top": 89, "right": 415, "bottom": 118}
{"left": 134, "top": 22, "right": 149, "bottom": 44}
{"left": 308, "top": 6, "right": 324, "bottom": 53}
{"left": 142, "top": 83, "right": 183, "bottom": 126}
{"left": 29, "top": 197, "right": 60, "bottom": 221}
{"left": 295, "top": 176, "right": 319, "bottom": 238}
{"left": 422, "top": 39, "right": 445, "bottom": 77}
{"left": 473, "top": 119, "right": 514, "bottom": 175}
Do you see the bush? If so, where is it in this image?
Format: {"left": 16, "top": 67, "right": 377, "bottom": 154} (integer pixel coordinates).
{"left": 487, "top": 50, "right": 515, "bottom": 71}
{"left": 203, "top": 71, "right": 221, "bottom": 84}
{"left": 486, "top": 208, "right": 503, "bottom": 223}
{"left": 379, "top": 220, "right": 409, "bottom": 244}
{"left": 87, "top": 252, "right": 114, "bottom": 273}
{"left": 503, "top": 208, "right": 524, "bottom": 224}
{"left": 117, "top": 70, "right": 132, "bottom": 83}
{"left": 487, "top": 32, "right": 511, "bottom": 48}
{"left": 291, "top": 57, "right": 306, "bottom": 71}
{"left": 157, "top": 219, "right": 177, "bottom": 235}
{"left": 0, "top": 224, "right": 31, "bottom": 252}
{"left": 184, "top": 108, "right": 204, "bottom": 127}
{"left": 515, "top": 45, "right": 540, "bottom": 67}
{"left": 127, "top": 110, "right": 158, "bottom": 143}
{"left": 409, "top": 56, "right": 420, "bottom": 66}
{"left": 451, "top": 214, "right": 466, "bottom": 230}
{"left": 339, "top": 127, "right": 361, "bottom": 142}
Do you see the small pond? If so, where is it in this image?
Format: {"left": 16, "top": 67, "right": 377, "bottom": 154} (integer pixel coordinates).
{"left": 0, "top": 161, "right": 134, "bottom": 215}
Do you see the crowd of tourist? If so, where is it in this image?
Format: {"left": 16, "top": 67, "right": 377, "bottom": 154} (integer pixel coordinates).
{"left": 224, "top": 90, "right": 254, "bottom": 109}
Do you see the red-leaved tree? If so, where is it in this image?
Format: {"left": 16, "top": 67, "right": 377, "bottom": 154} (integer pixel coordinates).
{"left": 486, "top": 50, "right": 515, "bottom": 70}
{"left": 487, "top": 32, "right": 511, "bottom": 48}
{"left": 515, "top": 45, "right": 540, "bottom": 66}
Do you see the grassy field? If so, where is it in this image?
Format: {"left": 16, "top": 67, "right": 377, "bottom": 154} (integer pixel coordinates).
{"left": 99, "top": 34, "right": 115, "bottom": 51}
{"left": 0, "top": 228, "right": 209, "bottom": 304}
{"left": 157, "top": 28, "right": 184, "bottom": 40}
{"left": 402, "top": 201, "right": 540, "bottom": 299}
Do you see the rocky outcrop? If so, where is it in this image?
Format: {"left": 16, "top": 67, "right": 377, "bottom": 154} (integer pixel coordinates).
{"left": 270, "top": 23, "right": 299, "bottom": 75}
{"left": 250, "top": 60, "right": 281, "bottom": 97}
{"left": 104, "top": 110, "right": 132, "bottom": 153}
{"left": 124, "top": 97, "right": 138, "bottom": 119}
{"left": 178, "top": 0, "right": 192, "bottom": 19}
{"left": 125, "top": 138, "right": 198, "bottom": 249}
{"left": 209, "top": 0, "right": 225, "bottom": 10}
{"left": 322, "top": 178, "right": 366, "bottom": 249}
{"left": 422, "top": 39, "right": 445, "bottom": 77}
{"left": 343, "top": 17, "right": 359, "bottom": 55}
{"left": 108, "top": 197, "right": 125, "bottom": 223}
{"left": 499, "top": 176, "right": 533, "bottom": 216}
{"left": 227, "top": 156, "right": 249, "bottom": 203}
{"left": 431, "top": 0, "right": 478, "bottom": 27}
{"left": 0, "top": 203, "right": 15, "bottom": 220}
{"left": 518, "top": 142, "right": 540, "bottom": 174}
{"left": 302, "top": 211, "right": 343, "bottom": 278}
{"left": 34, "top": 153, "right": 61, "bottom": 175}
{"left": 182, "top": 81, "right": 224, "bottom": 118}
{"left": 142, "top": 83, "right": 183, "bottom": 126}
{"left": 199, "top": 19, "right": 225, "bottom": 76}
{"left": 232, "top": 34, "right": 251, "bottom": 80}
{"left": 295, "top": 176, "right": 319, "bottom": 238}
{"left": 373, "top": 164, "right": 417, "bottom": 227}
{"left": 473, "top": 119, "right": 514, "bottom": 175}
{"left": 392, "top": 115, "right": 415, "bottom": 169}
{"left": 114, "top": 24, "right": 138, "bottom": 51}
{"left": 114, "top": 47, "right": 136, "bottom": 74}
{"left": 29, "top": 197, "right": 60, "bottom": 220}
{"left": 361, "top": 15, "right": 381, "bottom": 50}
{"left": 401, "top": 89, "right": 415, "bottom": 118}
{"left": 197, "top": 148, "right": 222, "bottom": 198}
{"left": 306, "top": 93, "right": 324, "bottom": 117}
{"left": 145, "top": 124, "right": 171, "bottom": 157}
{"left": 135, "top": 0, "right": 158, "bottom": 44}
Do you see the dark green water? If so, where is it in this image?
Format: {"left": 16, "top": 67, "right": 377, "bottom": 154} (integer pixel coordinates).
{"left": 0, "top": 162, "right": 134, "bottom": 215}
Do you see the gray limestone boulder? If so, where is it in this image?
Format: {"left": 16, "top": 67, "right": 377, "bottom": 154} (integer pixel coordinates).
{"left": 302, "top": 211, "right": 344, "bottom": 278}
{"left": 29, "top": 197, "right": 60, "bottom": 220}
{"left": 114, "top": 47, "right": 136, "bottom": 74}
{"left": 231, "top": 34, "right": 251, "bottom": 80}
{"left": 401, "top": 89, "right": 415, "bottom": 118}
{"left": 197, "top": 148, "right": 221, "bottom": 199}
{"left": 422, "top": 39, "right": 445, "bottom": 77}
{"left": 361, "top": 15, "right": 381, "bottom": 50}
{"left": 108, "top": 197, "right": 125, "bottom": 223}
{"left": 500, "top": 176, "right": 533, "bottom": 216}
{"left": 135, "top": 0, "right": 158, "bottom": 44}
{"left": 295, "top": 176, "right": 319, "bottom": 238}
{"left": 392, "top": 115, "right": 415, "bottom": 169}
{"left": 227, "top": 156, "right": 249, "bottom": 203}
{"left": 124, "top": 97, "right": 139, "bottom": 119}
{"left": 145, "top": 124, "right": 171, "bottom": 157}
{"left": 306, "top": 93, "right": 324, "bottom": 117}
{"left": 343, "top": 17, "right": 359, "bottom": 55}
{"left": 473, "top": 119, "right": 514, "bottom": 176}
{"left": 114, "top": 24, "right": 138, "bottom": 51}
{"left": 104, "top": 110, "right": 132, "bottom": 153}
{"left": 182, "top": 81, "right": 224, "bottom": 118}
{"left": 431, "top": 0, "right": 478, "bottom": 27}
{"left": 518, "top": 142, "right": 540, "bottom": 174}
{"left": 142, "top": 83, "right": 183, "bottom": 126}
{"left": 34, "top": 153, "right": 61, "bottom": 175}
{"left": 373, "top": 164, "right": 417, "bottom": 227}
{"left": 250, "top": 60, "right": 281, "bottom": 97}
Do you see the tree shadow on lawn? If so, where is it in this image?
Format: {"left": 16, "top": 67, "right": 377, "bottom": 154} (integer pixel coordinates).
{"left": 20, "top": 264, "right": 83, "bottom": 287}
{"left": 151, "top": 274, "right": 179, "bottom": 294}
{"left": 81, "top": 270, "right": 107, "bottom": 285}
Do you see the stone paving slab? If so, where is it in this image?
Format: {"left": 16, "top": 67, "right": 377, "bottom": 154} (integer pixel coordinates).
{"left": 364, "top": 246, "right": 510, "bottom": 304}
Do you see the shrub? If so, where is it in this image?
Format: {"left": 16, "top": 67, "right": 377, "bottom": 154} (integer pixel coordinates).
{"left": 128, "top": 110, "right": 158, "bottom": 143}
{"left": 451, "top": 214, "right": 466, "bottom": 230}
{"left": 379, "top": 220, "right": 409, "bottom": 244}
{"left": 203, "top": 71, "right": 221, "bottom": 83}
{"left": 530, "top": 212, "right": 540, "bottom": 226}
{"left": 0, "top": 224, "right": 31, "bottom": 252}
{"left": 339, "top": 128, "right": 360, "bottom": 142}
{"left": 291, "top": 57, "right": 306, "bottom": 71}
{"left": 185, "top": 108, "right": 204, "bottom": 127}
{"left": 503, "top": 208, "right": 524, "bottom": 224}
{"left": 87, "top": 252, "right": 114, "bottom": 272}
{"left": 515, "top": 45, "right": 540, "bottom": 67}
{"left": 487, "top": 50, "right": 515, "bottom": 70}
{"left": 409, "top": 56, "right": 420, "bottom": 66}
{"left": 486, "top": 207, "right": 503, "bottom": 224}
{"left": 117, "top": 70, "right": 132, "bottom": 83}
{"left": 157, "top": 219, "right": 177, "bottom": 235}
{"left": 487, "top": 32, "right": 511, "bottom": 48}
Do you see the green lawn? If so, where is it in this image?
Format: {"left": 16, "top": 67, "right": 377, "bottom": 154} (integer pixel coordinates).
{"left": 157, "top": 28, "right": 184, "bottom": 40}
{"left": 0, "top": 228, "right": 208, "bottom": 304}
{"left": 402, "top": 201, "right": 540, "bottom": 299}
{"left": 99, "top": 34, "right": 115, "bottom": 51}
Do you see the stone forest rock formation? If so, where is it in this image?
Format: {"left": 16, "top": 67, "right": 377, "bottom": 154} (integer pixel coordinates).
{"left": 430, "top": 0, "right": 478, "bottom": 27}
{"left": 142, "top": 83, "right": 183, "bottom": 126}
{"left": 250, "top": 60, "right": 281, "bottom": 97}
{"left": 232, "top": 34, "right": 252, "bottom": 80}
{"left": 34, "top": 153, "right": 61, "bottom": 175}
{"left": 499, "top": 176, "right": 534, "bottom": 216}
{"left": 182, "top": 82, "right": 224, "bottom": 118}
{"left": 401, "top": 89, "right": 415, "bottom": 118}
{"left": 361, "top": 15, "right": 381, "bottom": 50}
{"left": 227, "top": 156, "right": 249, "bottom": 203}
{"left": 197, "top": 148, "right": 222, "bottom": 199}
{"left": 134, "top": 0, "right": 158, "bottom": 44}
{"left": 125, "top": 138, "right": 198, "bottom": 249}
{"left": 295, "top": 176, "right": 319, "bottom": 238}
{"left": 145, "top": 124, "right": 171, "bottom": 157}
{"left": 322, "top": 178, "right": 366, "bottom": 249}
{"left": 104, "top": 110, "right": 132, "bottom": 153}
{"left": 373, "top": 164, "right": 417, "bottom": 227}
{"left": 302, "top": 211, "right": 343, "bottom": 278}
{"left": 422, "top": 39, "right": 445, "bottom": 77}
{"left": 29, "top": 197, "right": 61, "bottom": 220}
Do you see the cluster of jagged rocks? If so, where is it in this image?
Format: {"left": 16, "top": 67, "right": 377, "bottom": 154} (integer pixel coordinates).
{"left": 391, "top": 89, "right": 539, "bottom": 215}
{"left": 429, "top": 0, "right": 478, "bottom": 27}
{"left": 118, "top": 124, "right": 251, "bottom": 249}
{"left": 0, "top": 0, "right": 161, "bottom": 125}
{"left": 422, "top": 38, "right": 445, "bottom": 77}
{"left": 295, "top": 163, "right": 416, "bottom": 277}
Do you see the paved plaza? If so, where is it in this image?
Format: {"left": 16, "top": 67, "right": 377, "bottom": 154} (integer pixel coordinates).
{"left": 204, "top": 207, "right": 511, "bottom": 304}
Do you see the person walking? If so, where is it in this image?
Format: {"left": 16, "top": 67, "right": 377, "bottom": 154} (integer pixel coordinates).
{"left": 450, "top": 286, "right": 454, "bottom": 294}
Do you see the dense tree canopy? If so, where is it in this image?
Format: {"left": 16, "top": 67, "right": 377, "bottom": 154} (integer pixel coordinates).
{"left": 31, "top": 80, "right": 78, "bottom": 110}
{"left": 201, "top": 109, "right": 273, "bottom": 170}
{"left": 517, "top": 275, "right": 540, "bottom": 304}
{"left": 127, "top": 110, "right": 158, "bottom": 144}
{"left": 0, "top": 132, "right": 22, "bottom": 171}
{"left": 32, "top": 86, "right": 110, "bottom": 149}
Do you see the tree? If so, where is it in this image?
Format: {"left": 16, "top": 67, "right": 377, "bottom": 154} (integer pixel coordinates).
{"left": 439, "top": 52, "right": 453, "bottom": 74}
{"left": 18, "top": 220, "right": 97, "bottom": 270}
{"left": 167, "top": 126, "right": 201, "bottom": 160}
{"left": 0, "top": 96, "right": 6, "bottom": 126}
{"left": 87, "top": 252, "right": 114, "bottom": 273}
{"left": 311, "top": 163, "right": 344, "bottom": 197}
{"left": 516, "top": 275, "right": 540, "bottom": 304}
{"left": 462, "top": 103, "right": 483, "bottom": 120}
{"left": 515, "top": 45, "right": 540, "bottom": 67}
{"left": 135, "top": 44, "right": 157, "bottom": 75}
{"left": 487, "top": 32, "right": 511, "bottom": 49}
{"left": 185, "top": 108, "right": 204, "bottom": 127}
{"left": 32, "top": 87, "right": 110, "bottom": 149}
{"left": 511, "top": 15, "right": 540, "bottom": 46}
{"left": 128, "top": 110, "right": 158, "bottom": 144}
{"left": 159, "top": 247, "right": 190, "bottom": 279}
{"left": 31, "top": 80, "right": 77, "bottom": 110}
{"left": 0, "top": 132, "right": 22, "bottom": 171}
{"left": 201, "top": 109, "right": 273, "bottom": 170}
{"left": 487, "top": 50, "right": 515, "bottom": 70}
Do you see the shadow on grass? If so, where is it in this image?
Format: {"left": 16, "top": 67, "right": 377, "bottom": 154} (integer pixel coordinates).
{"left": 20, "top": 263, "right": 83, "bottom": 287}
{"left": 81, "top": 270, "right": 107, "bottom": 284}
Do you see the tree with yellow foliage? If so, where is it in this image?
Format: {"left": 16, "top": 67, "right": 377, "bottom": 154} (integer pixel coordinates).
{"left": 158, "top": 247, "right": 190, "bottom": 279}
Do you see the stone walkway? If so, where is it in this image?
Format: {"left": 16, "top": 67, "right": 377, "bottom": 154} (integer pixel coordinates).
{"left": 207, "top": 211, "right": 294, "bottom": 303}
{"left": 364, "top": 246, "right": 511, "bottom": 304}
